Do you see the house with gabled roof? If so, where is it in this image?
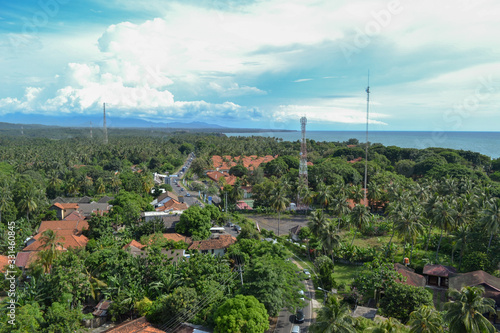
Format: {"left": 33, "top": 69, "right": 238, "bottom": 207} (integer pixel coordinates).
{"left": 394, "top": 263, "right": 426, "bottom": 287}
{"left": 450, "top": 270, "right": 500, "bottom": 305}
{"left": 102, "top": 316, "right": 164, "bottom": 333}
{"left": 38, "top": 219, "right": 88, "bottom": 235}
{"left": 154, "top": 191, "right": 179, "bottom": 207}
{"left": 23, "top": 230, "right": 89, "bottom": 252}
{"left": 188, "top": 234, "right": 237, "bottom": 256}
{"left": 162, "top": 233, "right": 192, "bottom": 245}
{"left": 15, "top": 251, "right": 38, "bottom": 270}
{"left": 423, "top": 264, "right": 457, "bottom": 288}
{"left": 49, "top": 202, "right": 79, "bottom": 220}
{"left": 123, "top": 240, "right": 146, "bottom": 258}
{"left": 156, "top": 199, "right": 188, "bottom": 213}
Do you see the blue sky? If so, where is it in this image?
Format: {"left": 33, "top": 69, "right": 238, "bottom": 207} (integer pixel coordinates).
{"left": 1, "top": 0, "right": 499, "bottom": 131}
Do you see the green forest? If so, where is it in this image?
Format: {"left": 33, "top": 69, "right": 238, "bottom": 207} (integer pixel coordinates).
{"left": 1, "top": 129, "right": 500, "bottom": 332}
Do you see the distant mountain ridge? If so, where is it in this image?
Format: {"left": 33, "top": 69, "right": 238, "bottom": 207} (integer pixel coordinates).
{"left": 0, "top": 113, "right": 226, "bottom": 129}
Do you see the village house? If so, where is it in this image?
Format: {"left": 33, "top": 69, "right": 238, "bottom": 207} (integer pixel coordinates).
{"left": 188, "top": 234, "right": 237, "bottom": 256}
{"left": 423, "top": 264, "right": 457, "bottom": 288}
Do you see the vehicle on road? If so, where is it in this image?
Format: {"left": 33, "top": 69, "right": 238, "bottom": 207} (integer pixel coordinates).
{"left": 303, "top": 269, "right": 311, "bottom": 279}
{"left": 186, "top": 193, "right": 191, "bottom": 197}
{"left": 295, "top": 308, "right": 304, "bottom": 323}
{"left": 291, "top": 325, "right": 300, "bottom": 333}
{"left": 234, "top": 225, "right": 241, "bottom": 232}
{"left": 298, "top": 289, "right": 305, "bottom": 301}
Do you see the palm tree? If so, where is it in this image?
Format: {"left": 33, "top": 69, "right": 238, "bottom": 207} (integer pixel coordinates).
{"left": 350, "top": 204, "right": 371, "bottom": 246}
{"left": 309, "top": 209, "right": 328, "bottom": 239}
{"left": 37, "top": 229, "right": 64, "bottom": 273}
{"left": 270, "top": 182, "right": 290, "bottom": 236}
{"left": 316, "top": 182, "right": 333, "bottom": 213}
{"left": 321, "top": 220, "right": 341, "bottom": 266}
{"left": 309, "top": 295, "right": 355, "bottom": 333}
{"left": 366, "top": 317, "right": 406, "bottom": 333}
{"left": 367, "top": 181, "right": 384, "bottom": 212}
{"left": 443, "top": 286, "right": 495, "bottom": 333}
{"left": 18, "top": 185, "right": 40, "bottom": 225}
{"left": 0, "top": 180, "right": 12, "bottom": 223}
{"left": 432, "top": 199, "right": 457, "bottom": 261}
{"left": 395, "top": 202, "right": 424, "bottom": 264}
{"left": 480, "top": 198, "right": 500, "bottom": 253}
{"left": 408, "top": 305, "right": 443, "bottom": 333}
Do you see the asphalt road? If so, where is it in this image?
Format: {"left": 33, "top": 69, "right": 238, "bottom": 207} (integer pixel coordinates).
{"left": 275, "top": 262, "right": 316, "bottom": 333}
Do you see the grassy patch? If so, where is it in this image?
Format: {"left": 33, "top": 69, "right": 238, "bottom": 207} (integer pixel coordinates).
{"left": 333, "top": 263, "right": 366, "bottom": 289}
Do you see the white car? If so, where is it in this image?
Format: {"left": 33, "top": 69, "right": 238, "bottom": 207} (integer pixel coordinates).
{"left": 303, "top": 269, "right": 311, "bottom": 279}
{"left": 292, "top": 325, "right": 300, "bottom": 333}
{"left": 298, "top": 289, "right": 305, "bottom": 301}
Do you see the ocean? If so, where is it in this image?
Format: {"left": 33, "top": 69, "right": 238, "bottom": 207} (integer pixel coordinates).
{"left": 224, "top": 131, "right": 500, "bottom": 159}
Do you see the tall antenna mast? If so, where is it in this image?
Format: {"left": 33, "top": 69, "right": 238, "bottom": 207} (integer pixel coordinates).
{"left": 103, "top": 102, "right": 108, "bottom": 144}
{"left": 90, "top": 121, "right": 93, "bottom": 139}
{"left": 299, "top": 116, "right": 308, "bottom": 208}
{"left": 364, "top": 71, "right": 370, "bottom": 204}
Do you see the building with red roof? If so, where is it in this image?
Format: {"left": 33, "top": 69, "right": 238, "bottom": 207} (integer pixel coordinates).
{"left": 23, "top": 230, "right": 88, "bottom": 252}
{"left": 188, "top": 234, "right": 237, "bottom": 256}
{"left": 423, "top": 264, "right": 457, "bottom": 288}
{"left": 211, "top": 155, "right": 277, "bottom": 172}
{"left": 394, "top": 263, "right": 426, "bottom": 287}
{"left": 0, "top": 255, "right": 10, "bottom": 273}
{"left": 103, "top": 316, "right": 163, "bottom": 333}
{"left": 162, "top": 233, "right": 192, "bottom": 244}
{"left": 49, "top": 202, "right": 79, "bottom": 220}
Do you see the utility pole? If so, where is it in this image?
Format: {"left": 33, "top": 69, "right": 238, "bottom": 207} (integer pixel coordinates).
{"left": 364, "top": 71, "right": 370, "bottom": 204}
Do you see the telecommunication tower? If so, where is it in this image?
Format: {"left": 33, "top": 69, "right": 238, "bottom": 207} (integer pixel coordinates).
{"left": 364, "top": 72, "right": 370, "bottom": 203}
{"left": 103, "top": 103, "right": 108, "bottom": 144}
{"left": 299, "top": 116, "right": 308, "bottom": 188}
{"left": 90, "top": 121, "right": 93, "bottom": 139}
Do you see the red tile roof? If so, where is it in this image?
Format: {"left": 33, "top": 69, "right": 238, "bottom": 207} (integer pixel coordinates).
{"left": 23, "top": 230, "right": 89, "bottom": 252}
{"left": 162, "top": 233, "right": 192, "bottom": 244}
{"left": 347, "top": 157, "right": 363, "bottom": 164}
{"left": 15, "top": 251, "right": 39, "bottom": 269}
{"left": 52, "top": 202, "right": 79, "bottom": 210}
{"left": 38, "top": 220, "right": 88, "bottom": 234}
{"left": 123, "top": 240, "right": 145, "bottom": 250}
{"left": 394, "top": 263, "right": 426, "bottom": 287}
{"left": 156, "top": 199, "right": 188, "bottom": 212}
{"left": 0, "top": 255, "right": 10, "bottom": 273}
{"left": 236, "top": 201, "right": 252, "bottom": 210}
{"left": 211, "top": 155, "right": 277, "bottom": 171}
{"left": 103, "top": 316, "right": 163, "bottom": 333}
{"left": 188, "top": 234, "right": 237, "bottom": 251}
{"left": 63, "top": 211, "right": 86, "bottom": 221}
{"left": 423, "top": 264, "right": 457, "bottom": 277}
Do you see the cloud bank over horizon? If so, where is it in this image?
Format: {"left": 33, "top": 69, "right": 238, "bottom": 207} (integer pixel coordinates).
{"left": 0, "top": 0, "right": 499, "bottom": 130}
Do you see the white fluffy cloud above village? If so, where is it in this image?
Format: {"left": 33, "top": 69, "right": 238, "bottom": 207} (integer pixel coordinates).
{"left": 0, "top": 0, "right": 499, "bottom": 129}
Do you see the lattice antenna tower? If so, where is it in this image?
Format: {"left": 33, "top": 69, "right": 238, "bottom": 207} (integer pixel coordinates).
{"left": 90, "top": 121, "right": 93, "bottom": 139}
{"left": 299, "top": 116, "right": 308, "bottom": 188}
{"left": 103, "top": 102, "right": 108, "bottom": 144}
